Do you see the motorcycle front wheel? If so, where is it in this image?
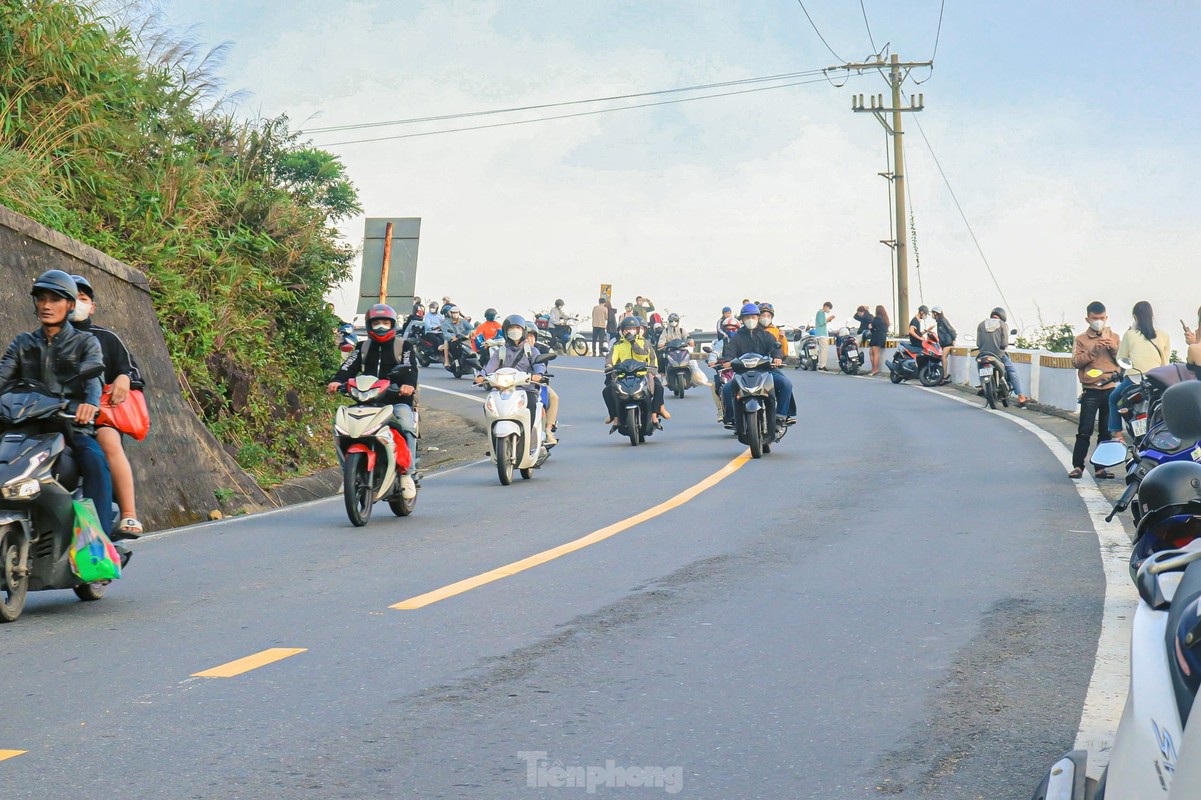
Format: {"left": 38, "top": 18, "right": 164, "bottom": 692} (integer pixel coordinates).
{"left": 919, "top": 363, "right": 943, "bottom": 387}
{"left": 626, "top": 408, "right": 641, "bottom": 446}
{"left": 746, "top": 410, "right": 764, "bottom": 458}
{"left": 343, "top": 452, "right": 374, "bottom": 526}
{"left": 570, "top": 339, "right": 589, "bottom": 357}
{"left": 496, "top": 437, "right": 515, "bottom": 485}
{"left": 0, "top": 531, "right": 28, "bottom": 623}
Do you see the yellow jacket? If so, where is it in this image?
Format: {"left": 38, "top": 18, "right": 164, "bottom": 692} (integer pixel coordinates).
{"left": 763, "top": 324, "right": 789, "bottom": 358}
{"left": 609, "top": 337, "right": 656, "bottom": 370}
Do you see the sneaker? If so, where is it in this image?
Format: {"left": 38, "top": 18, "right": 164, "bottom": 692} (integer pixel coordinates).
{"left": 400, "top": 474, "right": 417, "bottom": 499}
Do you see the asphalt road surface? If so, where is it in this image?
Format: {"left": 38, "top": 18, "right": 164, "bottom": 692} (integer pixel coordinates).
{"left": 0, "top": 359, "right": 1106, "bottom": 799}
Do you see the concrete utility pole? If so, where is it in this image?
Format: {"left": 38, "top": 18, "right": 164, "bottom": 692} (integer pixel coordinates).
{"left": 833, "top": 53, "right": 930, "bottom": 331}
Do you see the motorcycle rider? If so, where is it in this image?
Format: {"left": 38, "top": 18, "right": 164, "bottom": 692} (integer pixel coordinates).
{"left": 548, "top": 299, "right": 572, "bottom": 351}
{"left": 604, "top": 316, "right": 669, "bottom": 426}
{"left": 0, "top": 270, "right": 114, "bottom": 536}
{"left": 476, "top": 315, "right": 547, "bottom": 434}
{"left": 523, "top": 330, "right": 561, "bottom": 446}
{"left": 70, "top": 274, "right": 146, "bottom": 539}
{"left": 976, "top": 306, "right": 1028, "bottom": 407}
{"left": 721, "top": 302, "right": 795, "bottom": 428}
{"left": 658, "top": 312, "right": 692, "bottom": 373}
{"left": 716, "top": 306, "right": 736, "bottom": 339}
{"left": 441, "top": 305, "right": 474, "bottom": 367}
{"left": 327, "top": 303, "right": 419, "bottom": 498}
{"left": 472, "top": 308, "right": 502, "bottom": 355}
{"left": 707, "top": 320, "right": 740, "bottom": 422}
{"left": 758, "top": 303, "right": 789, "bottom": 359}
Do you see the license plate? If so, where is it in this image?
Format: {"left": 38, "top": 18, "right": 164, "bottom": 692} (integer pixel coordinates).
{"left": 1132, "top": 417, "right": 1148, "bottom": 437}
{"left": 978, "top": 367, "right": 993, "bottom": 377}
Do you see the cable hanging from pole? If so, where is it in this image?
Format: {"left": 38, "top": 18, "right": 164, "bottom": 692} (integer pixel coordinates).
{"left": 907, "top": 177, "right": 925, "bottom": 306}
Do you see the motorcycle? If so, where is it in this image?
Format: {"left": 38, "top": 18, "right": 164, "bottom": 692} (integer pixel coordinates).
{"left": 836, "top": 330, "right": 865, "bottom": 375}
{"left": 663, "top": 338, "right": 694, "bottom": 398}
{"left": 0, "top": 381, "right": 129, "bottom": 623}
{"left": 793, "top": 331, "right": 820, "bottom": 371}
{"left": 444, "top": 336, "right": 481, "bottom": 379}
{"left": 482, "top": 353, "right": 556, "bottom": 485}
{"left": 337, "top": 322, "right": 359, "bottom": 354}
{"left": 609, "top": 358, "right": 658, "bottom": 447}
{"left": 889, "top": 333, "right": 945, "bottom": 386}
{"left": 976, "top": 352, "right": 1012, "bottom": 408}
{"left": 334, "top": 374, "right": 418, "bottom": 526}
{"left": 405, "top": 322, "right": 444, "bottom": 368}
{"left": 545, "top": 315, "right": 590, "bottom": 357}
{"left": 730, "top": 353, "right": 789, "bottom": 458}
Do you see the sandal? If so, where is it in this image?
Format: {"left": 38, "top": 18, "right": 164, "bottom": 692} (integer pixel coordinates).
{"left": 114, "top": 517, "right": 143, "bottom": 540}
{"left": 1068, "top": 469, "right": 1083, "bottom": 480}
{"left": 1094, "top": 469, "right": 1115, "bottom": 480}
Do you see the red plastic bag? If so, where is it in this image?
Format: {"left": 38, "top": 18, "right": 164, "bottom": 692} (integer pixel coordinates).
{"left": 96, "top": 385, "right": 151, "bottom": 441}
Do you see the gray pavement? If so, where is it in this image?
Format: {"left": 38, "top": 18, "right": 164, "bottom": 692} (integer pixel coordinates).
{"left": 0, "top": 359, "right": 1109, "bottom": 798}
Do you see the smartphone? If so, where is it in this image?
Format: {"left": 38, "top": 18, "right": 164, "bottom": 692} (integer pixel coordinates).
{"left": 1183, "top": 319, "right": 1191, "bottom": 333}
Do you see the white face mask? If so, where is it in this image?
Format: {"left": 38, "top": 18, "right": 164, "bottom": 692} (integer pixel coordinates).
{"left": 761, "top": 316, "right": 773, "bottom": 327}
{"left": 507, "top": 328, "right": 524, "bottom": 342}
{"left": 744, "top": 317, "right": 759, "bottom": 330}
{"left": 1089, "top": 319, "right": 1106, "bottom": 332}
{"left": 70, "top": 299, "right": 92, "bottom": 322}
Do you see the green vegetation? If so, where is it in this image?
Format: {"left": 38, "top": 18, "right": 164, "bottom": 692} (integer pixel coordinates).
{"left": 0, "top": 0, "right": 359, "bottom": 483}
{"left": 1016, "top": 323, "right": 1076, "bottom": 354}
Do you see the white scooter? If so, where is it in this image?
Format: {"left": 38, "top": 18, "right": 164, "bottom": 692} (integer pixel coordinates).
{"left": 1030, "top": 383, "right": 1201, "bottom": 800}
{"left": 481, "top": 353, "right": 555, "bottom": 485}
{"left": 333, "top": 374, "right": 418, "bottom": 526}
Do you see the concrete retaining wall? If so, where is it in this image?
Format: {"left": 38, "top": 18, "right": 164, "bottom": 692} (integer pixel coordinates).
{"left": 0, "top": 204, "right": 270, "bottom": 529}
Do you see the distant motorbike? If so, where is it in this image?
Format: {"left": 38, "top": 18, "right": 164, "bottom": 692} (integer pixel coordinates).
{"left": 663, "top": 338, "right": 694, "bottom": 398}
{"left": 482, "top": 353, "right": 556, "bottom": 485}
{"left": 794, "top": 332, "right": 820, "bottom": 371}
{"left": 0, "top": 380, "right": 129, "bottom": 622}
{"left": 334, "top": 374, "right": 418, "bottom": 526}
{"left": 976, "top": 352, "right": 1012, "bottom": 408}
{"left": 337, "top": 322, "right": 359, "bottom": 354}
{"left": 888, "top": 333, "right": 944, "bottom": 386}
{"left": 609, "top": 359, "right": 658, "bottom": 447}
{"left": 836, "top": 330, "right": 865, "bottom": 375}
{"left": 406, "top": 325, "right": 444, "bottom": 368}
{"left": 444, "top": 336, "right": 481, "bottom": 379}
{"left": 729, "top": 353, "right": 789, "bottom": 458}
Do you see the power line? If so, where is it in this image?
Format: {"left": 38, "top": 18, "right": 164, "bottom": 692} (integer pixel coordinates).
{"left": 316, "top": 74, "right": 860, "bottom": 147}
{"left": 859, "top": 0, "right": 878, "bottom": 56}
{"left": 794, "top": 0, "right": 845, "bottom": 63}
{"left": 930, "top": 0, "right": 946, "bottom": 61}
{"left": 299, "top": 69, "right": 830, "bottom": 135}
{"left": 911, "top": 114, "right": 1013, "bottom": 319}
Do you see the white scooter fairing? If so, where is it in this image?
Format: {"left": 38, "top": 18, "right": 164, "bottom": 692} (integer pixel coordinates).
{"left": 334, "top": 374, "right": 411, "bottom": 503}
{"left": 483, "top": 367, "right": 550, "bottom": 482}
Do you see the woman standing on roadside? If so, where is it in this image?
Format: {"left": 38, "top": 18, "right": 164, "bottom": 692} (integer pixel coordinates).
{"left": 1108, "top": 300, "right": 1170, "bottom": 443}
{"left": 869, "top": 305, "right": 889, "bottom": 376}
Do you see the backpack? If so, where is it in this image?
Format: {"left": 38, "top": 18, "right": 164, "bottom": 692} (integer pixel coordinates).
{"left": 359, "top": 337, "right": 408, "bottom": 370}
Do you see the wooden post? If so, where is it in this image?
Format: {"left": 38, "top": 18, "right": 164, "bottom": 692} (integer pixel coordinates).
{"left": 378, "top": 221, "right": 394, "bottom": 304}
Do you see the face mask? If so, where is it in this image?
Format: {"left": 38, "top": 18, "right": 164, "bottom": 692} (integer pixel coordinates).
{"left": 370, "top": 321, "right": 393, "bottom": 334}
{"left": 624, "top": 331, "right": 638, "bottom": 342}
{"left": 1089, "top": 319, "right": 1105, "bottom": 332}
{"left": 507, "top": 328, "right": 524, "bottom": 342}
{"left": 760, "top": 316, "right": 773, "bottom": 327}
{"left": 70, "top": 299, "right": 92, "bottom": 322}
{"left": 744, "top": 318, "right": 759, "bottom": 330}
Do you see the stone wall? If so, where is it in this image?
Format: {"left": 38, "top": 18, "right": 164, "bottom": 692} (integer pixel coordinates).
{"left": 0, "top": 204, "right": 270, "bottom": 528}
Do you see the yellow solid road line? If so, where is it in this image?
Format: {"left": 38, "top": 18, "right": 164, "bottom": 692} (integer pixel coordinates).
{"left": 192, "top": 648, "right": 307, "bottom": 678}
{"left": 0, "top": 750, "right": 26, "bottom": 761}
{"left": 392, "top": 451, "right": 751, "bottom": 610}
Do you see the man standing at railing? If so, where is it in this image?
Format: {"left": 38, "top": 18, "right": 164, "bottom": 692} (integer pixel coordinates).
{"left": 1069, "top": 301, "right": 1121, "bottom": 480}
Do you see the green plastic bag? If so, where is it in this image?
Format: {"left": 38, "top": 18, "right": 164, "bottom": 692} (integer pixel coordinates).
{"left": 70, "top": 499, "right": 122, "bottom": 583}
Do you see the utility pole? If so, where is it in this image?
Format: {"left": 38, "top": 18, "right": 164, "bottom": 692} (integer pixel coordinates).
{"left": 830, "top": 53, "right": 930, "bottom": 331}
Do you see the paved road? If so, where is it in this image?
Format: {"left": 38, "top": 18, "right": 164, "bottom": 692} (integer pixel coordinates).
{"left": 0, "top": 359, "right": 1106, "bottom": 799}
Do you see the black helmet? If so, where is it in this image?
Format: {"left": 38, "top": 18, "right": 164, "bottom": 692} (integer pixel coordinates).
{"left": 31, "top": 269, "right": 78, "bottom": 302}
{"left": 918, "top": 304, "right": 930, "bottom": 314}
{"left": 991, "top": 307, "right": 1007, "bottom": 322}
{"left": 70, "top": 274, "right": 95, "bottom": 299}
{"left": 555, "top": 299, "right": 564, "bottom": 307}
{"left": 619, "top": 316, "right": 639, "bottom": 331}
{"left": 484, "top": 308, "right": 498, "bottom": 321}
{"left": 502, "top": 314, "right": 528, "bottom": 338}
{"left": 1138, "top": 462, "right": 1201, "bottom": 525}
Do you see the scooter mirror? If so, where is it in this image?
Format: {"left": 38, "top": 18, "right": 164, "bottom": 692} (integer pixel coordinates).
{"left": 1163, "top": 382, "right": 1201, "bottom": 441}
{"left": 1117, "top": 358, "right": 1133, "bottom": 371}
{"left": 701, "top": 346, "right": 713, "bottom": 353}
{"left": 1090, "top": 440, "right": 1128, "bottom": 469}
{"left": 1010, "top": 328, "right": 1018, "bottom": 336}
{"left": 533, "top": 352, "right": 557, "bottom": 365}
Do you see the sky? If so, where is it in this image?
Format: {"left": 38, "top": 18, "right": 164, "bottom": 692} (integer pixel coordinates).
{"left": 155, "top": 0, "right": 1201, "bottom": 345}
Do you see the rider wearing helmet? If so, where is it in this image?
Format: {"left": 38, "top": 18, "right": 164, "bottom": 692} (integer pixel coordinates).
{"left": 548, "top": 299, "right": 572, "bottom": 351}
{"left": 70, "top": 274, "right": 147, "bottom": 539}
{"left": 441, "top": 305, "right": 474, "bottom": 367}
{"left": 0, "top": 270, "right": 114, "bottom": 535}
{"left": 658, "top": 312, "right": 692, "bottom": 373}
{"left": 720, "top": 302, "right": 795, "bottom": 427}
{"left": 472, "top": 308, "right": 502, "bottom": 355}
{"left": 976, "top": 306, "right": 1028, "bottom": 406}
{"left": 758, "top": 303, "right": 789, "bottom": 359}
{"left": 716, "top": 306, "right": 737, "bottom": 340}
{"left": 328, "top": 303, "right": 419, "bottom": 498}
{"left": 477, "top": 315, "right": 548, "bottom": 430}
{"left": 604, "top": 316, "right": 669, "bottom": 426}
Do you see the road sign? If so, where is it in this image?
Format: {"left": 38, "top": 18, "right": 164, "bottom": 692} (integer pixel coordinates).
{"left": 600, "top": 283, "right": 612, "bottom": 302}
{"left": 358, "top": 218, "right": 421, "bottom": 315}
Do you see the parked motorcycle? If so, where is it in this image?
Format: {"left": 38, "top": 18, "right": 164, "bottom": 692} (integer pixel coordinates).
{"left": 889, "top": 333, "right": 945, "bottom": 386}
{"left": 334, "top": 374, "right": 418, "bottom": 526}
{"left": 730, "top": 353, "right": 789, "bottom": 459}
{"left": 337, "top": 322, "right": 359, "bottom": 354}
{"left": 836, "top": 330, "right": 865, "bottom": 375}
{"left": 0, "top": 380, "right": 129, "bottom": 622}
{"left": 976, "top": 352, "right": 1012, "bottom": 408}
{"left": 794, "top": 332, "right": 820, "bottom": 371}
{"left": 609, "top": 358, "right": 658, "bottom": 447}
{"left": 663, "top": 338, "right": 694, "bottom": 398}
{"left": 482, "top": 353, "right": 556, "bottom": 484}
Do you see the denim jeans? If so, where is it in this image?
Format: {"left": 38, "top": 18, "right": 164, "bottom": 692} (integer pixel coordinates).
{"left": 723, "top": 369, "right": 794, "bottom": 421}
{"left": 74, "top": 434, "right": 113, "bottom": 537}
{"left": 1107, "top": 377, "right": 1133, "bottom": 434}
{"left": 1000, "top": 354, "right": 1023, "bottom": 397}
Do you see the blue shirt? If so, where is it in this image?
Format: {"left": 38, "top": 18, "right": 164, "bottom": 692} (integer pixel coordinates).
{"left": 814, "top": 310, "right": 829, "bottom": 337}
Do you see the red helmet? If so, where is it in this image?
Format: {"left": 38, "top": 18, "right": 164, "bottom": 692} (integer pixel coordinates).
{"left": 365, "top": 303, "right": 398, "bottom": 342}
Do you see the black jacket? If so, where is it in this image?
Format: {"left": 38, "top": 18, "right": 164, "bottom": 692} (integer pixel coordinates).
{"left": 73, "top": 318, "right": 144, "bottom": 388}
{"left": 0, "top": 323, "right": 105, "bottom": 405}
{"left": 724, "top": 328, "right": 783, "bottom": 361}
{"left": 854, "top": 311, "right": 874, "bottom": 335}
{"left": 333, "top": 338, "right": 418, "bottom": 404}
{"left": 936, "top": 316, "right": 957, "bottom": 347}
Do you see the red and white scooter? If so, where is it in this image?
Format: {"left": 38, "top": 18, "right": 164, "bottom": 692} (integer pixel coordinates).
{"left": 333, "top": 374, "right": 418, "bottom": 526}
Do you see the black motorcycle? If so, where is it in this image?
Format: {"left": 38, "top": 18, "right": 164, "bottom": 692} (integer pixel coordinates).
{"left": 610, "top": 359, "right": 658, "bottom": 447}
{"left": 662, "top": 338, "right": 693, "bottom": 398}
{"left": 405, "top": 325, "right": 444, "bottom": 368}
{"left": 444, "top": 336, "right": 481, "bottom": 379}
{"left": 976, "top": 352, "right": 1011, "bottom": 409}
{"left": 0, "top": 381, "right": 128, "bottom": 623}
{"left": 837, "top": 333, "right": 865, "bottom": 375}
{"left": 730, "top": 353, "right": 788, "bottom": 458}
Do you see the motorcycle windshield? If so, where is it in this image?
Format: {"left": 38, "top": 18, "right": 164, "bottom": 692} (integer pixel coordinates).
{"left": 733, "top": 354, "right": 770, "bottom": 371}
{"left": 0, "top": 389, "right": 69, "bottom": 425}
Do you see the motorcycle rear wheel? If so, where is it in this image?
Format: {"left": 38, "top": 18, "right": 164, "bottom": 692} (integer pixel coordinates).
{"left": 388, "top": 486, "right": 417, "bottom": 517}
{"left": 496, "top": 437, "right": 515, "bottom": 485}
{"left": 984, "top": 377, "right": 997, "bottom": 409}
{"left": 343, "top": 452, "right": 374, "bottom": 527}
{"left": 0, "top": 534, "right": 28, "bottom": 623}
{"left": 73, "top": 581, "right": 108, "bottom": 601}
{"left": 520, "top": 467, "right": 533, "bottom": 480}
{"left": 889, "top": 370, "right": 903, "bottom": 384}
{"left": 746, "top": 410, "right": 764, "bottom": 459}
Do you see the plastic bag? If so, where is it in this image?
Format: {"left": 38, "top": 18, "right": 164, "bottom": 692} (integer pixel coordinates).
{"left": 96, "top": 385, "right": 151, "bottom": 441}
{"left": 690, "top": 360, "right": 711, "bottom": 387}
{"left": 69, "top": 499, "right": 122, "bottom": 583}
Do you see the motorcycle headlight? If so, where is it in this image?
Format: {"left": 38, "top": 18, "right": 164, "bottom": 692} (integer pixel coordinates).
{"left": 493, "top": 373, "right": 517, "bottom": 390}
{"left": 1, "top": 478, "right": 40, "bottom": 500}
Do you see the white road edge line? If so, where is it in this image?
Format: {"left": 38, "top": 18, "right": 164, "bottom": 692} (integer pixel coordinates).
{"left": 136, "top": 458, "right": 490, "bottom": 542}
{"left": 919, "top": 386, "right": 1135, "bottom": 780}
{"left": 418, "top": 383, "right": 484, "bottom": 403}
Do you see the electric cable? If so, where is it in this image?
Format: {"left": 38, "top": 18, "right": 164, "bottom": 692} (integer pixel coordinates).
{"left": 930, "top": 0, "right": 945, "bottom": 61}
{"left": 795, "top": 0, "right": 846, "bottom": 63}
{"left": 859, "top": 0, "right": 878, "bottom": 57}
